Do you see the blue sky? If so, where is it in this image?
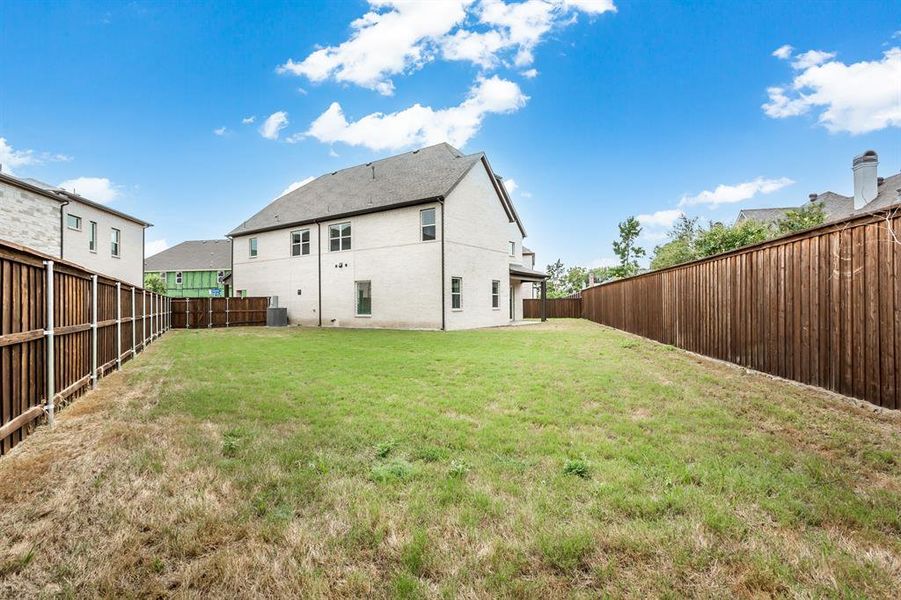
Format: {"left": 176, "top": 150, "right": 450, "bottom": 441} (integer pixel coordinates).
{"left": 1, "top": 0, "right": 899, "bottom": 268}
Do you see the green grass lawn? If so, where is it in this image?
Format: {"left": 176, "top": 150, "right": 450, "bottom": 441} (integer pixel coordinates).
{"left": 1, "top": 320, "right": 899, "bottom": 598}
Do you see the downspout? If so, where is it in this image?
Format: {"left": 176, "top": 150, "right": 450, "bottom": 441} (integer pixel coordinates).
{"left": 58, "top": 199, "right": 70, "bottom": 259}
{"left": 317, "top": 221, "right": 322, "bottom": 327}
{"left": 439, "top": 198, "right": 446, "bottom": 331}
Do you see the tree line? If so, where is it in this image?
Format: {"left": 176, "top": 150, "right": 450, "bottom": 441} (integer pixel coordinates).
{"left": 544, "top": 201, "right": 826, "bottom": 298}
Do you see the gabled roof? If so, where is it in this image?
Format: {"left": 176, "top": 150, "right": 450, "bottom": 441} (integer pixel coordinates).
{"left": 144, "top": 240, "right": 232, "bottom": 271}
{"left": 0, "top": 172, "right": 152, "bottom": 227}
{"left": 228, "top": 142, "right": 526, "bottom": 237}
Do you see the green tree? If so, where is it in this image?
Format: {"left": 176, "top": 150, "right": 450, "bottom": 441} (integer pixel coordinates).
{"left": 694, "top": 220, "right": 771, "bottom": 258}
{"left": 610, "top": 217, "right": 645, "bottom": 278}
{"left": 650, "top": 215, "right": 700, "bottom": 270}
{"left": 144, "top": 273, "right": 167, "bottom": 294}
{"left": 561, "top": 266, "right": 588, "bottom": 295}
{"left": 545, "top": 259, "right": 567, "bottom": 298}
{"left": 776, "top": 201, "right": 826, "bottom": 234}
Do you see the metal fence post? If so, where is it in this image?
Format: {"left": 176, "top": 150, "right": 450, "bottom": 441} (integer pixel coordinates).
{"left": 131, "top": 286, "right": 136, "bottom": 357}
{"left": 186, "top": 298, "right": 190, "bottom": 329}
{"left": 91, "top": 275, "right": 98, "bottom": 388}
{"left": 226, "top": 297, "right": 229, "bottom": 328}
{"left": 142, "top": 290, "right": 146, "bottom": 347}
{"left": 44, "top": 261, "right": 55, "bottom": 426}
{"left": 209, "top": 297, "right": 212, "bottom": 328}
{"left": 116, "top": 282, "right": 122, "bottom": 370}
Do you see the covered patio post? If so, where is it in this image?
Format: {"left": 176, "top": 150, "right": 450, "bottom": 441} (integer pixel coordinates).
{"left": 540, "top": 279, "right": 547, "bottom": 322}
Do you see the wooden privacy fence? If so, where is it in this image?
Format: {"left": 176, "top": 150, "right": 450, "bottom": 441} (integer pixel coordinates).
{"left": 524, "top": 297, "right": 581, "bottom": 318}
{"left": 169, "top": 297, "right": 269, "bottom": 328}
{"left": 581, "top": 209, "right": 901, "bottom": 410}
{"left": 1, "top": 239, "right": 171, "bottom": 454}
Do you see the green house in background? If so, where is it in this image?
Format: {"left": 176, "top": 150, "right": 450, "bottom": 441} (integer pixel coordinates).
{"left": 144, "top": 239, "right": 232, "bottom": 298}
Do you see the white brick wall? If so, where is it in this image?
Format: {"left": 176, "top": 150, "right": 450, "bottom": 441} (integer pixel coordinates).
{"left": 0, "top": 179, "right": 62, "bottom": 256}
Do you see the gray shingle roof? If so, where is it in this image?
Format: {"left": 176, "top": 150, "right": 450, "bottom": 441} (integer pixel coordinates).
{"left": 510, "top": 263, "right": 547, "bottom": 279}
{"left": 144, "top": 240, "right": 232, "bottom": 271}
{"left": 228, "top": 143, "right": 485, "bottom": 237}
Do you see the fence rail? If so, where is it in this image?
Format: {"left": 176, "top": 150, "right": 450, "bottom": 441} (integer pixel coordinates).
{"left": 581, "top": 209, "right": 900, "bottom": 411}
{"left": 524, "top": 298, "right": 581, "bottom": 318}
{"left": 1, "top": 239, "right": 170, "bottom": 454}
{"left": 169, "top": 297, "right": 269, "bottom": 329}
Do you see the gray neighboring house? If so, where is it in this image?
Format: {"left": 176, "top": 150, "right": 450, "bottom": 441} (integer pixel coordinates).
{"left": 736, "top": 150, "right": 901, "bottom": 227}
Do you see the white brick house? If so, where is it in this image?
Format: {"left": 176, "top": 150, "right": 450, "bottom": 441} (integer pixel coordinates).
{"left": 228, "top": 143, "right": 547, "bottom": 330}
{"left": 0, "top": 172, "right": 150, "bottom": 286}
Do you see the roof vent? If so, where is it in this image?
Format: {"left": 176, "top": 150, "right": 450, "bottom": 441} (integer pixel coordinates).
{"left": 412, "top": 149, "right": 420, "bottom": 154}
{"left": 331, "top": 171, "right": 337, "bottom": 175}
{"left": 808, "top": 193, "right": 818, "bottom": 202}
{"left": 371, "top": 165, "right": 375, "bottom": 180}
{"left": 877, "top": 176, "right": 884, "bottom": 186}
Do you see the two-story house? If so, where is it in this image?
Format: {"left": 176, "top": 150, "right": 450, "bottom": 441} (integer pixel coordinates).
{"left": 144, "top": 239, "right": 232, "bottom": 297}
{"left": 228, "top": 143, "right": 546, "bottom": 330}
{"left": 0, "top": 171, "right": 150, "bottom": 286}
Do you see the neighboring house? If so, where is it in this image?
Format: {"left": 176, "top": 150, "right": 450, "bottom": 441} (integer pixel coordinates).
{"left": 736, "top": 150, "right": 901, "bottom": 227}
{"left": 0, "top": 171, "right": 150, "bottom": 286}
{"left": 144, "top": 239, "right": 232, "bottom": 297}
{"left": 228, "top": 142, "right": 547, "bottom": 330}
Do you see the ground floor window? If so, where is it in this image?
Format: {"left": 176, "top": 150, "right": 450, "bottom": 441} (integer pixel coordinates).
{"left": 491, "top": 280, "right": 500, "bottom": 308}
{"left": 451, "top": 277, "right": 462, "bottom": 309}
{"left": 355, "top": 280, "right": 371, "bottom": 316}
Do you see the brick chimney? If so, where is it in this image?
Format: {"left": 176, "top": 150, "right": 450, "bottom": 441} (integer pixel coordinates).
{"left": 852, "top": 150, "right": 878, "bottom": 210}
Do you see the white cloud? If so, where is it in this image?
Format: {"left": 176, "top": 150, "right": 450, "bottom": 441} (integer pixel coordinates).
{"left": 145, "top": 239, "right": 169, "bottom": 257}
{"left": 213, "top": 126, "right": 228, "bottom": 136}
{"left": 276, "top": 176, "right": 315, "bottom": 199}
{"left": 278, "top": 0, "right": 615, "bottom": 94}
{"left": 763, "top": 46, "right": 901, "bottom": 134}
{"left": 520, "top": 68, "right": 539, "bottom": 78}
{"left": 772, "top": 44, "right": 793, "bottom": 60}
{"left": 638, "top": 208, "right": 683, "bottom": 228}
{"left": 679, "top": 177, "right": 794, "bottom": 208}
{"left": 58, "top": 177, "right": 120, "bottom": 203}
{"left": 0, "top": 137, "right": 71, "bottom": 176}
{"left": 242, "top": 116, "right": 256, "bottom": 124}
{"left": 277, "top": 0, "right": 470, "bottom": 95}
{"left": 259, "top": 111, "right": 290, "bottom": 140}
{"left": 502, "top": 177, "right": 517, "bottom": 193}
{"left": 306, "top": 75, "right": 528, "bottom": 151}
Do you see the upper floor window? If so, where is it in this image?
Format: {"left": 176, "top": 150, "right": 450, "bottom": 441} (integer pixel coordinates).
{"left": 492, "top": 280, "right": 500, "bottom": 309}
{"left": 111, "top": 228, "right": 121, "bottom": 257}
{"left": 175, "top": 271, "right": 183, "bottom": 285}
{"left": 355, "top": 281, "right": 372, "bottom": 316}
{"left": 420, "top": 208, "right": 436, "bottom": 241}
{"left": 291, "top": 229, "right": 310, "bottom": 256}
{"left": 451, "top": 277, "right": 462, "bottom": 310}
{"left": 89, "top": 221, "right": 97, "bottom": 252}
{"left": 217, "top": 271, "right": 225, "bottom": 284}
{"left": 509, "top": 241, "right": 515, "bottom": 256}
{"left": 249, "top": 237, "right": 258, "bottom": 258}
{"left": 329, "top": 222, "right": 351, "bottom": 251}
{"left": 67, "top": 214, "right": 82, "bottom": 231}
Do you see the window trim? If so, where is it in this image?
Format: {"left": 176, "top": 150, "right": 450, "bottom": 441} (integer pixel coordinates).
{"left": 291, "top": 228, "right": 311, "bottom": 256}
{"left": 355, "top": 280, "right": 372, "bottom": 317}
{"left": 110, "top": 228, "right": 121, "bottom": 258}
{"left": 88, "top": 221, "right": 97, "bottom": 253}
{"left": 420, "top": 207, "right": 436, "bottom": 242}
{"left": 249, "top": 237, "right": 258, "bottom": 258}
{"left": 67, "top": 213, "right": 82, "bottom": 231}
{"left": 329, "top": 222, "right": 352, "bottom": 252}
{"left": 451, "top": 276, "right": 463, "bottom": 311}
{"left": 509, "top": 241, "right": 516, "bottom": 256}
{"left": 491, "top": 280, "right": 500, "bottom": 309}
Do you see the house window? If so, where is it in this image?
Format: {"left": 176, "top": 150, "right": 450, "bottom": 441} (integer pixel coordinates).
{"left": 355, "top": 281, "right": 371, "bottom": 316}
{"left": 509, "top": 241, "right": 515, "bottom": 256}
{"left": 492, "top": 280, "right": 500, "bottom": 309}
{"left": 329, "top": 222, "right": 351, "bottom": 251}
{"left": 111, "top": 228, "right": 121, "bottom": 257}
{"left": 451, "top": 277, "right": 462, "bottom": 310}
{"left": 89, "top": 221, "right": 97, "bottom": 252}
{"left": 291, "top": 229, "right": 310, "bottom": 256}
{"left": 67, "top": 214, "right": 82, "bottom": 230}
{"left": 217, "top": 271, "right": 225, "bottom": 284}
{"left": 175, "top": 271, "right": 183, "bottom": 285}
{"left": 249, "top": 237, "right": 258, "bottom": 258}
{"left": 420, "top": 208, "right": 436, "bottom": 241}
